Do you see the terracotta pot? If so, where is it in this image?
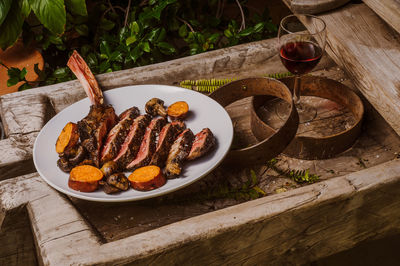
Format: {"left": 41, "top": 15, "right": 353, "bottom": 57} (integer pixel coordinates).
{"left": 0, "top": 40, "right": 44, "bottom": 96}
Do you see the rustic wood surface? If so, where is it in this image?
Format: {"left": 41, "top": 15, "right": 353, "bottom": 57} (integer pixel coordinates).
{"left": 1, "top": 7, "right": 400, "bottom": 263}
{"left": 1, "top": 159, "right": 400, "bottom": 265}
{"left": 363, "top": 0, "right": 400, "bottom": 34}
{"left": 283, "top": 0, "right": 350, "bottom": 14}
{"left": 287, "top": 2, "right": 400, "bottom": 136}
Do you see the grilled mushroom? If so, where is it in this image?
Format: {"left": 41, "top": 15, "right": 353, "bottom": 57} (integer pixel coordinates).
{"left": 145, "top": 98, "right": 167, "bottom": 117}
{"left": 100, "top": 161, "right": 119, "bottom": 177}
{"left": 106, "top": 173, "right": 130, "bottom": 191}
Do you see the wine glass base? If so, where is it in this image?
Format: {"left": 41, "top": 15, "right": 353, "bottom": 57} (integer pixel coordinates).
{"left": 275, "top": 97, "right": 317, "bottom": 124}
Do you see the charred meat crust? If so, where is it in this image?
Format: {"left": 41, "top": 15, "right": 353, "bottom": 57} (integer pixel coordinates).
{"left": 100, "top": 107, "right": 140, "bottom": 164}
{"left": 187, "top": 128, "right": 216, "bottom": 160}
{"left": 113, "top": 115, "right": 151, "bottom": 168}
{"left": 126, "top": 117, "right": 167, "bottom": 170}
{"left": 164, "top": 128, "right": 194, "bottom": 178}
{"left": 150, "top": 121, "right": 186, "bottom": 167}
{"left": 78, "top": 104, "right": 118, "bottom": 167}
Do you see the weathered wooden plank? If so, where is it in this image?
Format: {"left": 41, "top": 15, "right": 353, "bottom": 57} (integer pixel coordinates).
{"left": 284, "top": 0, "right": 350, "bottom": 14}
{"left": 0, "top": 133, "right": 37, "bottom": 181}
{"left": 283, "top": 3, "right": 400, "bottom": 136}
{"left": 363, "top": 0, "right": 400, "bottom": 34}
{"left": 1, "top": 159, "right": 400, "bottom": 265}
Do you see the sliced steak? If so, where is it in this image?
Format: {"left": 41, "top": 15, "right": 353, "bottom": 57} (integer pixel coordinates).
{"left": 150, "top": 121, "right": 186, "bottom": 167}
{"left": 187, "top": 128, "right": 216, "bottom": 160}
{"left": 164, "top": 128, "right": 194, "bottom": 178}
{"left": 78, "top": 104, "right": 118, "bottom": 167}
{"left": 114, "top": 115, "right": 151, "bottom": 168}
{"left": 126, "top": 117, "right": 166, "bottom": 170}
{"left": 100, "top": 107, "right": 140, "bottom": 164}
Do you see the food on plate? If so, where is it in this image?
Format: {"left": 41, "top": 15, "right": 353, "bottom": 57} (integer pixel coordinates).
{"left": 113, "top": 115, "right": 151, "bottom": 168}
{"left": 100, "top": 160, "right": 119, "bottom": 177}
{"left": 68, "top": 50, "right": 118, "bottom": 167}
{"left": 167, "top": 101, "right": 189, "bottom": 120}
{"left": 106, "top": 173, "right": 130, "bottom": 191}
{"left": 55, "top": 122, "right": 79, "bottom": 154}
{"left": 126, "top": 117, "right": 166, "bottom": 170}
{"left": 150, "top": 121, "right": 186, "bottom": 167}
{"left": 145, "top": 98, "right": 167, "bottom": 117}
{"left": 164, "top": 128, "right": 194, "bottom": 178}
{"left": 128, "top": 165, "right": 166, "bottom": 191}
{"left": 55, "top": 50, "right": 217, "bottom": 194}
{"left": 68, "top": 165, "right": 104, "bottom": 192}
{"left": 100, "top": 107, "right": 140, "bottom": 164}
{"left": 187, "top": 128, "right": 216, "bottom": 160}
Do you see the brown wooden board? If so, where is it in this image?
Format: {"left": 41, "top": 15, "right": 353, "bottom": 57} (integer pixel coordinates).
{"left": 0, "top": 27, "right": 400, "bottom": 264}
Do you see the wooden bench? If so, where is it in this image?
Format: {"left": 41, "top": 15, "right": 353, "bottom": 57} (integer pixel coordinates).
{"left": 1, "top": 1, "right": 400, "bottom": 265}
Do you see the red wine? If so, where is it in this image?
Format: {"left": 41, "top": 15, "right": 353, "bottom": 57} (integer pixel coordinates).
{"left": 280, "top": 41, "right": 322, "bottom": 75}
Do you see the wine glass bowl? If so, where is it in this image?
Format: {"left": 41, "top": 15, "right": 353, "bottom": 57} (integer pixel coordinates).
{"left": 277, "top": 14, "right": 327, "bottom": 123}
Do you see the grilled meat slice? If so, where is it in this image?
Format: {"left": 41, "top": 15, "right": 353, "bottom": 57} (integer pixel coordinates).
{"left": 100, "top": 107, "right": 140, "bottom": 164}
{"left": 114, "top": 115, "right": 151, "bottom": 168}
{"left": 187, "top": 128, "right": 216, "bottom": 160}
{"left": 126, "top": 117, "right": 166, "bottom": 170}
{"left": 164, "top": 128, "right": 194, "bottom": 178}
{"left": 150, "top": 121, "right": 186, "bottom": 167}
{"left": 78, "top": 104, "right": 118, "bottom": 167}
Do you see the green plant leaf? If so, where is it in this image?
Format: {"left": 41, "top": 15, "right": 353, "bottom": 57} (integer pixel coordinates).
{"left": 8, "top": 67, "right": 21, "bottom": 78}
{"left": 52, "top": 67, "right": 69, "bottom": 78}
{"left": 130, "top": 21, "right": 140, "bottom": 34}
{"left": 18, "top": 82, "right": 31, "bottom": 91}
{"left": 0, "top": 0, "right": 25, "bottom": 50}
{"left": 146, "top": 28, "right": 161, "bottom": 43}
{"left": 100, "top": 41, "right": 111, "bottom": 58}
{"left": 178, "top": 24, "right": 187, "bottom": 38}
{"left": 253, "top": 22, "right": 264, "bottom": 33}
{"left": 7, "top": 77, "right": 19, "bottom": 87}
{"left": 65, "top": 0, "right": 87, "bottom": 16}
{"left": 143, "top": 41, "right": 150, "bottom": 53}
{"left": 109, "top": 51, "right": 123, "bottom": 62}
{"left": 130, "top": 43, "right": 144, "bottom": 62}
{"left": 99, "top": 18, "right": 115, "bottom": 31}
{"left": 156, "top": 27, "right": 166, "bottom": 42}
{"left": 157, "top": 42, "right": 175, "bottom": 55}
{"left": 19, "top": 67, "right": 27, "bottom": 79}
{"left": 34, "top": 63, "right": 46, "bottom": 80}
{"left": 151, "top": 0, "right": 176, "bottom": 20}
{"left": 49, "top": 35, "right": 63, "bottom": 44}
{"left": 126, "top": 35, "right": 137, "bottom": 46}
{"left": 238, "top": 27, "right": 254, "bottom": 37}
{"left": 29, "top": 0, "right": 66, "bottom": 35}
{"left": 86, "top": 53, "right": 98, "bottom": 66}
{"left": 99, "top": 60, "right": 111, "bottom": 73}
{"left": 0, "top": 0, "right": 12, "bottom": 25}
{"left": 224, "top": 29, "right": 233, "bottom": 38}
{"left": 75, "top": 24, "right": 89, "bottom": 36}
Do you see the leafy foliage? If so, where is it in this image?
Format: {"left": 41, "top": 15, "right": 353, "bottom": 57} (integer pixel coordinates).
{"left": 2, "top": 0, "right": 278, "bottom": 89}
{"left": 267, "top": 158, "right": 320, "bottom": 184}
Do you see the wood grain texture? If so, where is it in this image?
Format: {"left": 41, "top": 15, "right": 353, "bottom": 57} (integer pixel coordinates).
{"left": 363, "top": 0, "right": 400, "bottom": 34}
{"left": 301, "top": 3, "right": 400, "bottom": 136}
{"left": 1, "top": 160, "right": 400, "bottom": 265}
{"left": 282, "top": 0, "right": 350, "bottom": 14}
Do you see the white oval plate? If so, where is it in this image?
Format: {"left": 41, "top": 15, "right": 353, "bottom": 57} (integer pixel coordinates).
{"left": 33, "top": 85, "right": 233, "bottom": 202}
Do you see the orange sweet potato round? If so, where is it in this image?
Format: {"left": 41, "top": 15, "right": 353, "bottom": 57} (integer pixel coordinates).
{"left": 167, "top": 101, "right": 189, "bottom": 120}
{"left": 56, "top": 122, "right": 79, "bottom": 154}
{"left": 128, "top": 165, "right": 166, "bottom": 191}
{"left": 68, "top": 165, "right": 104, "bottom": 192}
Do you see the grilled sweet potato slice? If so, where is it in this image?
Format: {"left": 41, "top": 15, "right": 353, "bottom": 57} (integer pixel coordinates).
{"left": 167, "top": 101, "right": 189, "bottom": 120}
{"left": 56, "top": 122, "right": 79, "bottom": 154}
{"left": 68, "top": 165, "right": 104, "bottom": 192}
{"left": 128, "top": 165, "right": 166, "bottom": 191}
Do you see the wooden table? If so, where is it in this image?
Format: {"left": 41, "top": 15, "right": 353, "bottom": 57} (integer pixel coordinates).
{"left": 1, "top": 2, "right": 400, "bottom": 265}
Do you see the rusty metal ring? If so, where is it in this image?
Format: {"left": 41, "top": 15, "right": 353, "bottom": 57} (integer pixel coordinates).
{"left": 209, "top": 77, "right": 299, "bottom": 166}
{"left": 251, "top": 76, "right": 364, "bottom": 160}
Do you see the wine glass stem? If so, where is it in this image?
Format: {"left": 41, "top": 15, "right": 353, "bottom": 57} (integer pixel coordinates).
{"left": 293, "top": 75, "right": 302, "bottom": 109}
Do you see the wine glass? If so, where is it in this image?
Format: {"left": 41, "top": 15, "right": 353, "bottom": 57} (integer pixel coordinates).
{"left": 277, "top": 14, "right": 326, "bottom": 123}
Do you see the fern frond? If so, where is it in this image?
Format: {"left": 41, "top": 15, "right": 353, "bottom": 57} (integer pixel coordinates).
{"left": 266, "top": 158, "right": 319, "bottom": 184}
{"left": 179, "top": 72, "right": 293, "bottom": 93}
